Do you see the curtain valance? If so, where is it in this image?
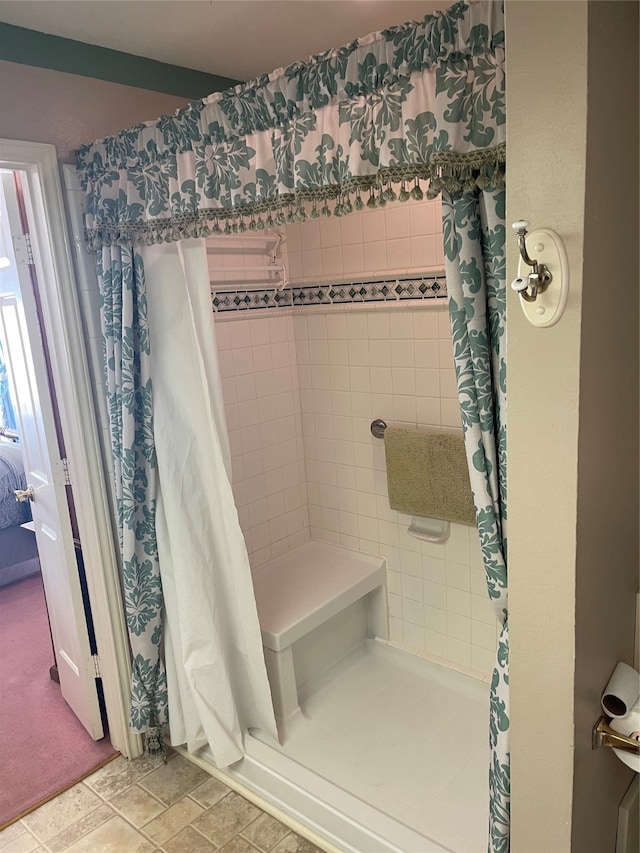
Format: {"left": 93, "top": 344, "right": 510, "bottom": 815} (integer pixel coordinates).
{"left": 77, "top": 0, "right": 504, "bottom": 249}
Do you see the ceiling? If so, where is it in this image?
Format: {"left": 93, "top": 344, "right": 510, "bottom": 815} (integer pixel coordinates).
{"left": 0, "top": 1, "right": 448, "bottom": 82}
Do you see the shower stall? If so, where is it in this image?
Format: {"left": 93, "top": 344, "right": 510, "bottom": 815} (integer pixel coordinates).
{"left": 185, "top": 209, "right": 496, "bottom": 851}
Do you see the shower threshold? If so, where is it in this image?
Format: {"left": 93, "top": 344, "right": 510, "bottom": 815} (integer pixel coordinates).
{"left": 189, "top": 640, "right": 490, "bottom": 853}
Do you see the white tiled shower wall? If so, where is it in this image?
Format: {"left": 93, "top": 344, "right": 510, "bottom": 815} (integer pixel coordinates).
{"left": 213, "top": 196, "right": 498, "bottom": 679}
{"left": 285, "top": 195, "right": 444, "bottom": 281}
{"left": 215, "top": 313, "right": 309, "bottom": 566}
{"left": 294, "top": 307, "right": 499, "bottom": 678}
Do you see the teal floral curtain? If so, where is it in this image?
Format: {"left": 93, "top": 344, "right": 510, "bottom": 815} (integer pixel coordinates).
{"left": 442, "top": 186, "right": 508, "bottom": 852}
{"left": 76, "top": 1, "right": 505, "bottom": 249}
{"left": 97, "top": 244, "right": 167, "bottom": 752}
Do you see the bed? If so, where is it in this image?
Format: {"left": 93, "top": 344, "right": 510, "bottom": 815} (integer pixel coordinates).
{"left": 0, "top": 439, "right": 40, "bottom": 587}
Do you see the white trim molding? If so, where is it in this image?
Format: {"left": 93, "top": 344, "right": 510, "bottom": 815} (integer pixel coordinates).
{"left": 0, "top": 139, "right": 140, "bottom": 759}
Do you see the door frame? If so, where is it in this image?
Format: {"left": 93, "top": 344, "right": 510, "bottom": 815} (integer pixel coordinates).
{"left": 0, "top": 138, "right": 141, "bottom": 759}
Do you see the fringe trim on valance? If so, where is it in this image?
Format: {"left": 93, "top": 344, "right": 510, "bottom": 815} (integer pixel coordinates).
{"left": 85, "top": 144, "right": 505, "bottom": 251}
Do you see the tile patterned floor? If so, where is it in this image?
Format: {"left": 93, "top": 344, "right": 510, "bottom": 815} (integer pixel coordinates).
{"left": 0, "top": 752, "right": 324, "bottom": 853}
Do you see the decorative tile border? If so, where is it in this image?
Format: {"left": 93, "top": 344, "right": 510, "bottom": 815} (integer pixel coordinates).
{"left": 212, "top": 274, "right": 446, "bottom": 314}
{"left": 212, "top": 287, "right": 293, "bottom": 312}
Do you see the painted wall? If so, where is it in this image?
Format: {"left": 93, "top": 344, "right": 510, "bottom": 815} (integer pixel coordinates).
{"left": 0, "top": 60, "right": 187, "bottom": 162}
{"left": 213, "top": 196, "right": 498, "bottom": 679}
{"left": 507, "top": 4, "right": 587, "bottom": 847}
{"left": 572, "top": 2, "right": 639, "bottom": 849}
{"left": 507, "top": 1, "right": 638, "bottom": 850}
{"left": 0, "top": 23, "right": 237, "bottom": 98}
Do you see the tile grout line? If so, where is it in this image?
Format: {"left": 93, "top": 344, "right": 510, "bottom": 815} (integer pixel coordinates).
{"left": 1, "top": 824, "right": 41, "bottom": 853}
{"left": 106, "top": 783, "right": 175, "bottom": 848}
{"left": 134, "top": 792, "right": 210, "bottom": 848}
{"left": 6, "top": 764, "right": 325, "bottom": 853}
{"left": 108, "top": 763, "right": 213, "bottom": 848}
{"left": 32, "top": 757, "right": 178, "bottom": 852}
{"left": 41, "top": 786, "right": 123, "bottom": 853}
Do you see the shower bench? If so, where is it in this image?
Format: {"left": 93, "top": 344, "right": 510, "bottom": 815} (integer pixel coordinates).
{"left": 252, "top": 540, "right": 387, "bottom": 736}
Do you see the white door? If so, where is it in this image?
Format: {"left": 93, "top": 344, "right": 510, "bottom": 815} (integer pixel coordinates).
{"left": 0, "top": 170, "right": 104, "bottom": 739}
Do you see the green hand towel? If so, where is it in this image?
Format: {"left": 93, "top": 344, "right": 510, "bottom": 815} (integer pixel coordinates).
{"left": 384, "top": 427, "right": 476, "bottom": 526}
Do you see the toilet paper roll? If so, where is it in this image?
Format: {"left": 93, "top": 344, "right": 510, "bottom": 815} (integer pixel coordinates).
{"left": 610, "top": 701, "right": 640, "bottom": 774}
{"left": 601, "top": 662, "right": 640, "bottom": 718}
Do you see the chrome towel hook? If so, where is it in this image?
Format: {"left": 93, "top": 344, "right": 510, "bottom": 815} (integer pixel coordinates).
{"left": 511, "top": 220, "right": 552, "bottom": 303}
{"left": 510, "top": 220, "right": 569, "bottom": 328}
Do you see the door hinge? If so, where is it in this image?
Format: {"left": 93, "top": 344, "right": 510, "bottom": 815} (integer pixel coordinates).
{"left": 13, "top": 233, "right": 35, "bottom": 266}
{"left": 52, "top": 458, "right": 70, "bottom": 487}
{"left": 92, "top": 654, "right": 101, "bottom": 678}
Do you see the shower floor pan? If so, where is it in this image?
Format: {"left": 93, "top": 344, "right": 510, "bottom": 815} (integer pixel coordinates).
{"left": 196, "top": 640, "right": 490, "bottom": 853}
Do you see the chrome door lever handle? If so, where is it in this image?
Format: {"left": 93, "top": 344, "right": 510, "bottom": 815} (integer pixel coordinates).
{"left": 15, "top": 485, "right": 35, "bottom": 502}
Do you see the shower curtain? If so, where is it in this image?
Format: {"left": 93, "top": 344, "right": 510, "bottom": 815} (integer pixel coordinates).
{"left": 96, "top": 239, "right": 277, "bottom": 759}
{"left": 141, "top": 239, "right": 278, "bottom": 763}
{"left": 442, "top": 187, "right": 508, "bottom": 853}
{"left": 77, "top": 0, "right": 507, "bottom": 843}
